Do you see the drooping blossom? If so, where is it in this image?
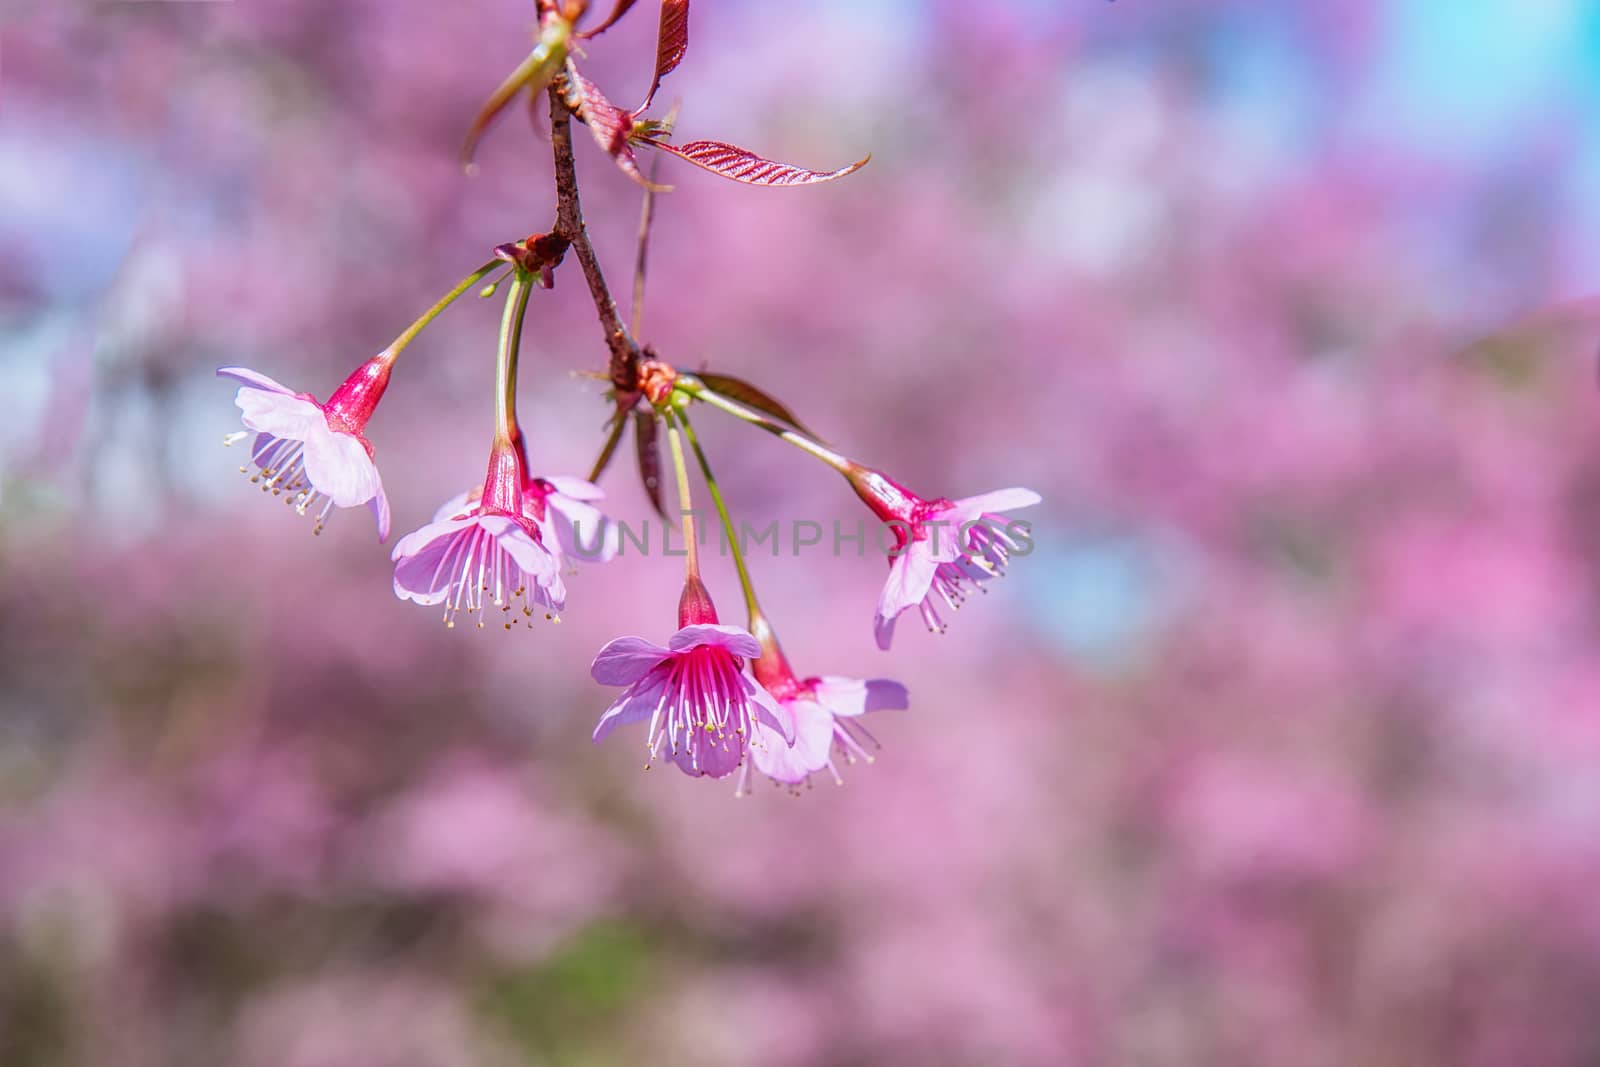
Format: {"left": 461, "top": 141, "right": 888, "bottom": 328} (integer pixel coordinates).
{"left": 429, "top": 473, "right": 618, "bottom": 571}
{"left": 740, "top": 617, "right": 908, "bottom": 792}
{"left": 590, "top": 578, "right": 794, "bottom": 778}
{"left": 217, "top": 360, "right": 393, "bottom": 539}
{"left": 846, "top": 466, "right": 1040, "bottom": 649}
{"left": 391, "top": 436, "right": 564, "bottom": 629}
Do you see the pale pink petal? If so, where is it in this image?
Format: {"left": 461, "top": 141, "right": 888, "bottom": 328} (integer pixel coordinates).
{"left": 545, "top": 475, "right": 605, "bottom": 501}
{"left": 390, "top": 516, "right": 473, "bottom": 563}
{"left": 235, "top": 388, "right": 325, "bottom": 440}
{"left": 811, "top": 676, "right": 909, "bottom": 717}
{"left": 876, "top": 542, "right": 939, "bottom": 629}
{"left": 920, "top": 512, "right": 969, "bottom": 564}
{"left": 746, "top": 677, "right": 797, "bottom": 744}
{"left": 752, "top": 699, "right": 832, "bottom": 783}
{"left": 217, "top": 366, "right": 297, "bottom": 396}
{"left": 368, "top": 483, "right": 392, "bottom": 543}
{"left": 390, "top": 518, "right": 476, "bottom": 603}
{"left": 668, "top": 623, "right": 760, "bottom": 657}
{"left": 547, "top": 495, "right": 618, "bottom": 563}
{"left": 873, "top": 611, "right": 899, "bottom": 651}
{"left": 591, "top": 636, "right": 672, "bottom": 685}
{"left": 477, "top": 515, "right": 556, "bottom": 582}
{"left": 301, "top": 423, "right": 382, "bottom": 507}
{"left": 535, "top": 566, "right": 568, "bottom": 615}
{"left": 430, "top": 490, "right": 475, "bottom": 524}
{"left": 673, "top": 727, "right": 744, "bottom": 779}
{"left": 592, "top": 672, "right": 668, "bottom": 743}
{"left": 948, "top": 487, "right": 1042, "bottom": 519}
{"left": 748, "top": 717, "right": 807, "bottom": 783}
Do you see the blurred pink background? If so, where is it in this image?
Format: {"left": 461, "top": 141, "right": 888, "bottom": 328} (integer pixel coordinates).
{"left": 6, "top": 1, "right": 1600, "bottom": 1064}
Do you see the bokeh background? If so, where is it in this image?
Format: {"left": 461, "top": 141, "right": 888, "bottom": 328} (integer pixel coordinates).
{"left": 6, "top": 1, "right": 1600, "bottom": 1064}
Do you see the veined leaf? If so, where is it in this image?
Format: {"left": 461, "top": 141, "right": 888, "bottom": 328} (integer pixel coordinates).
{"left": 462, "top": 24, "right": 570, "bottom": 167}
{"left": 635, "top": 411, "right": 666, "bottom": 518}
{"left": 564, "top": 64, "right": 670, "bottom": 190}
{"left": 695, "top": 371, "right": 820, "bottom": 439}
{"left": 577, "top": 0, "right": 638, "bottom": 39}
{"left": 637, "top": 0, "right": 689, "bottom": 114}
{"left": 650, "top": 139, "right": 868, "bottom": 187}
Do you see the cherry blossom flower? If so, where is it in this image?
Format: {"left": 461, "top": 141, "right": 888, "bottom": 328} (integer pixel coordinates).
{"left": 218, "top": 360, "right": 393, "bottom": 539}
{"left": 391, "top": 437, "right": 564, "bottom": 629}
{"left": 742, "top": 672, "right": 908, "bottom": 792}
{"left": 847, "top": 467, "right": 1040, "bottom": 649}
{"left": 533, "top": 475, "right": 620, "bottom": 564}
{"left": 428, "top": 473, "right": 618, "bottom": 571}
{"left": 590, "top": 582, "right": 794, "bottom": 778}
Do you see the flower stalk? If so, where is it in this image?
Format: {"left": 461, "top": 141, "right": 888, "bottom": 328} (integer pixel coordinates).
{"left": 494, "top": 270, "right": 535, "bottom": 443}
{"left": 674, "top": 375, "right": 851, "bottom": 472}
{"left": 664, "top": 407, "right": 720, "bottom": 626}
{"left": 676, "top": 405, "right": 761, "bottom": 623}
{"left": 383, "top": 259, "right": 504, "bottom": 365}
{"left": 663, "top": 410, "right": 699, "bottom": 578}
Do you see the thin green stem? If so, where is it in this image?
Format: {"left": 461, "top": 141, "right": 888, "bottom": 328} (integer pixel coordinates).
{"left": 384, "top": 259, "right": 502, "bottom": 364}
{"left": 585, "top": 406, "right": 630, "bottom": 483}
{"left": 664, "top": 410, "right": 700, "bottom": 577}
{"left": 478, "top": 267, "right": 514, "bottom": 299}
{"left": 677, "top": 407, "right": 760, "bottom": 621}
{"left": 495, "top": 271, "right": 534, "bottom": 440}
{"left": 676, "top": 378, "right": 851, "bottom": 472}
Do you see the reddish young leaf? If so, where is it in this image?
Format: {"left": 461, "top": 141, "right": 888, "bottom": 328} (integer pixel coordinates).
{"left": 650, "top": 139, "right": 869, "bottom": 187}
{"left": 694, "top": 371, "right": 819, "bottom": 439}
{"left": 563, "top": 64, "right": 669, "bottom": 190}
{"left": 634, "top": 410, "right": 667, "bottom": 518}
{"left": 576, "top": 0, "right": 638, "bottom": 38}
{"left": 637, "top": 0, "right": 690, "bottom": 114}
{"left": 564, "top": 65, "right": 630, "bottom": 155}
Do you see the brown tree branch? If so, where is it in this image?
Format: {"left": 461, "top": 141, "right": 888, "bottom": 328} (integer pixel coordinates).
{"left": 547, "top": 84, "right": 642, "bottom": 395}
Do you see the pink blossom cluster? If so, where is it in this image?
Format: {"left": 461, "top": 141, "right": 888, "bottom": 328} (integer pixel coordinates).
{"left": 6, "top": 1, "right": 1600, "bottom": 1065}
{"left": 212, "top": 0, "right": 1039, "bottom": 790}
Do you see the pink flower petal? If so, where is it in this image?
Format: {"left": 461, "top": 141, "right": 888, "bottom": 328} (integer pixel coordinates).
{"left": 545, "top": 475, "right": 606, "bottom": 501}
{"left": 747, "top": 677, "right": 796, "bottom": 744}
{"left": 537, "top": 567, "right": 568, "bottom": 614}
{"left": 949, "top": 487, "right": 1042, "bottom": 518}
{"left": 748, "top": 717, "right": 805, "bottom": 783}
{"left": 592, "top": 670, "right": 669, "bottom": 743}
{"left": 873, "top": 612, "right": 899, "bottom": 652}
{"left": 430, "top": 490, "right": 476, "bottom": 524}
{"left": 750, "top": 700, "right": 833, "bottom": 784}
{"left": 671, "top": 725, "right": 744, "bottom": 779}
{"left": 667, "top": 623, "right": 761, "bottom": 657}
{"left": 476, "top": 515, "right": 556, "bottom": 583}
{"left": 591, "top": 636, "right": 672, "bottom": 685}
{"left": 301, "top": 424, "right": 382, "bottom": 508}
{"left": 390, "top": 518, "right": 476, "bottom": 603}
{"left": 234, "top": 388, "right": 325, "bottom": 440}
{"left": 547, "top": 495, "right": 618, "bottom": 562}
{"left": 875, "top": 542, "right": 939, "bottom": 647}
{"left": 368, "top": 484, "right": 392, "bottom": 543}
{"left": 217, "top": 366, "right": 297, "bottom": 396}
{"left": 811, "top": 676, "right": 909, "bottom": 717}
